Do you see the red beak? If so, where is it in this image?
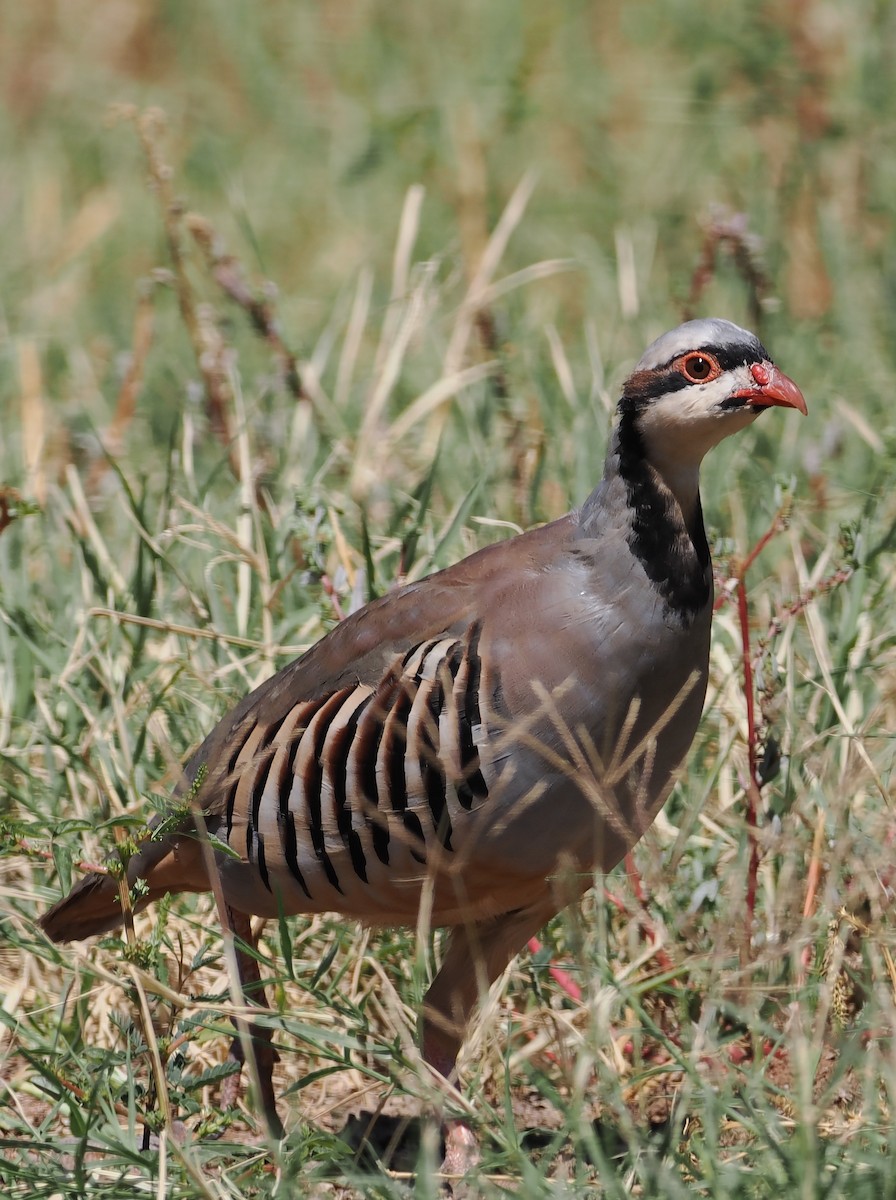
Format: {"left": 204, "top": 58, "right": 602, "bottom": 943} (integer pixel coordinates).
{"left": 733, "top": 362, "right": 808, "bottom": 415}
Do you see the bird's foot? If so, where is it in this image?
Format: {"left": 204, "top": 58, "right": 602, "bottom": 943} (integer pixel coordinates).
{"left": 441, "top": 1117, "right": 480, "bottom": 1179}
{"left": 218, "top": 1047, "right": 286, "bottom": 1140}
{"left": 218, "top": 1052, "right": 244, "bottom": 1113}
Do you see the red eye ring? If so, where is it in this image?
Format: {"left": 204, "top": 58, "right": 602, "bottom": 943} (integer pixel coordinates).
{"left": 681, "top": 352, "right": 719, "bottom": 383}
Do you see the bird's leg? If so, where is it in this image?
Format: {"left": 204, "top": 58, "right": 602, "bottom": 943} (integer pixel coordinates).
{"left": 219, "top": 906, "right": 284, "bottom": 1138}
{"left": 421, "top": 902, "right": 558, "bottom": 1177}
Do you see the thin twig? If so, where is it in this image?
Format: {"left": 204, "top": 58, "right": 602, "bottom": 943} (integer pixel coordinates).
{"left": 759, "top": 566, "right": 853, "bottom": 648}
{"left": 186, "top": 213, "right": 308, "bottom": 402}
{"left": 610, "top": 853, "right": 678, "bottom": 978}
{"left": 684, "top": 208, "right": 774, "bottom": 330}
{"left": 15, "top": 837, "right": 107, "bottom": 876}
{"left": 86, "top": 280, "right": 156, "bottom": 495}
{"left": 129, "top": 109, "right": 248, "bottom": 495}
{"left": 320, "top": 573, "right": 347, "bottom": 623}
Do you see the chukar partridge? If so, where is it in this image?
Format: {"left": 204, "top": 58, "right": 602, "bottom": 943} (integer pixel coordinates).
{"left": 40, "top": 318, "right": 806, "bottom": 1171}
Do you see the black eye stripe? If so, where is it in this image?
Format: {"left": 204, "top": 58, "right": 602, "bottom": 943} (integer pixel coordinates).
{"left": 621, "top": 340, "right": 772, "bottom": 413}
{"left": 622, "top": 368, "right": 691, "bottom": 408}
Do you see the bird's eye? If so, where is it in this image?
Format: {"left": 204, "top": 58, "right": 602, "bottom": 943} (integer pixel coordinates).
{"left": 682, "top": 354, "right": 716, "bottom": 382}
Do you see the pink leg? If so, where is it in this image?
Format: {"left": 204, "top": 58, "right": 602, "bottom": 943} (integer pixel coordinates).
{"left": 421, "top": 902, "right": 558, "bottom": 1176}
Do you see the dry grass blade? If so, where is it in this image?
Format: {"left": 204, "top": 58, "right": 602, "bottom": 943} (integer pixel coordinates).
{"left": 5, "top": 8, "right": 896, "bottom": 1195}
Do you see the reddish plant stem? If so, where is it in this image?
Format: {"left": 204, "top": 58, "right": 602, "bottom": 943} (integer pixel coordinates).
{"left": 740, "top": 512, "right": 787, "bottom": 577}
{"left": 526, "top": 859, "right": 682, "bottom": 1008}
{"left": 16, "top": 837, "right": 107, "bottom": 876}
{"left": 759, "top": 566, "right": 852, "bottom": 651}
{"left": 713, "top": 509, "right": 790, "bottom": 614}
{"left": 620, "top": 852, "right": 677, "bottom": 977}
{"left": 320, "top": 573, "right": 346, "bottom": 622}
{"left": 724, "top": 525, "right": 853, "bottom": 957}
{"left": 736, "top": 575, "right": 763, "bottom": 944}
{"left": 623, "top": 850, "right": 648, "bottom": 906}
{"left": 712, "top": 506, "right": 791, "bottom": 957}
{"left": 527, "top": 936, "right": 582, "bottom": 1002}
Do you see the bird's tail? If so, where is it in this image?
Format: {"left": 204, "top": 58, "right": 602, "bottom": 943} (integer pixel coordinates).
{"left": 39, "top": 831, "right": 210, "bottom": 943}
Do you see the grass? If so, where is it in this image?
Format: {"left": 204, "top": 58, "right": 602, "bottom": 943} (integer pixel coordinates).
{"left": 2, "top": 1, "right": 896, "bottom": 1195}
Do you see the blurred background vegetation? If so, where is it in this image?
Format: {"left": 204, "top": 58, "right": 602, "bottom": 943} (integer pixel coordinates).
{"left": 2, "top": 2, "right": 896, "bottom": 1197}
{"left": 5, "top": 0, "right": 896, "bottom": 434}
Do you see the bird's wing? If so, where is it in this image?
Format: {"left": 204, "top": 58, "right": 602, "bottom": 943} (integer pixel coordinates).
{"left": 186, "top": 512, "right": 575, "bottom": 794}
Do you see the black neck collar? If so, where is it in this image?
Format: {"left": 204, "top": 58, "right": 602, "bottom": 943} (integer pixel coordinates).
{"left": 615, "top": 411, "right": 712, "bottom": 619}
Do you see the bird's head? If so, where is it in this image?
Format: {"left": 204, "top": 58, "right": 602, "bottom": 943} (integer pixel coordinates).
{"left": 619, "top": 318, "right": 807, "bottom": 471}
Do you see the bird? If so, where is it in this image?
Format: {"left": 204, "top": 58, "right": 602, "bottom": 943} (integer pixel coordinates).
{"left": 39, "top": 317, "right": 806, "bottom": 1174}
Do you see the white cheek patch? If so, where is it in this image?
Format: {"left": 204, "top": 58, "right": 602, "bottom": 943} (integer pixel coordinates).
{"left": 646, "top": 377, "right": 734, "bottom": 424}
{"left": 637, "top": 374, "right": 758, "bottom": 464}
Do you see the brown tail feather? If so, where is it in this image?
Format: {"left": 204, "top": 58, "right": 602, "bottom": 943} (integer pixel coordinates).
{"left": 39, "top": 835, "right": 211, "bottom": 943}
{"left": 40, "top": 871, "right": 129, "bottom": 942}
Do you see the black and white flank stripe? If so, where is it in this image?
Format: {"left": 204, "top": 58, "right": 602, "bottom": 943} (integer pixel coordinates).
{"left": 209, "top": 622, "right": 495, "bottom": 903}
